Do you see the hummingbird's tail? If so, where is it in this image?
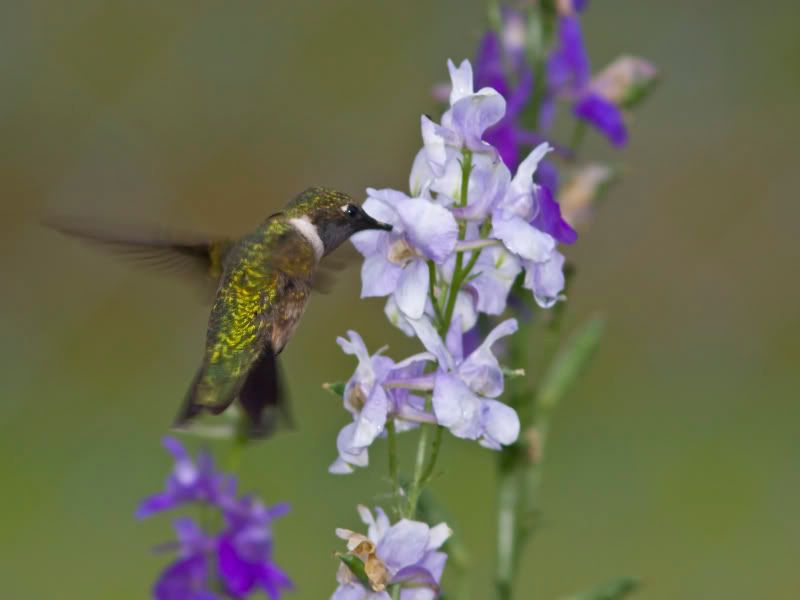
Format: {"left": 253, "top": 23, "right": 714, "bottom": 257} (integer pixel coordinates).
{"left": 173, "top": 348, "right": 291, "bottom": 439}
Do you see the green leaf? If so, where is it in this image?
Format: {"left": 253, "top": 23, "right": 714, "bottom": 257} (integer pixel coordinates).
{"left": 323, "top": 381, "right": 346, "bottom": 397}
{"left": 568, "top": 576, "right": 639, "bottom": 600}
{"left": 538, "top": 316, "right": 606, "bottom": 413}
{"left": 336, "top": 554, "right": 371, "bottom": 587}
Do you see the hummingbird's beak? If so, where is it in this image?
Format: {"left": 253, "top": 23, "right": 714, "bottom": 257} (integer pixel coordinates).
{"left": 360, "top": 211, "right": 393, "bottom": 232}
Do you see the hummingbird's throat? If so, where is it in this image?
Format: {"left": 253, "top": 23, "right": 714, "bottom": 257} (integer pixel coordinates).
{"left": 387, "top": 239, "right": 417, "bottom": 265}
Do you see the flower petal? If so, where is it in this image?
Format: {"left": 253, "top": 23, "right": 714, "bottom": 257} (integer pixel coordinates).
{"left": 491, "top": 212, "right": 555, "bottom": 262}
{"left": 481, "top": 399, "right": 521, "bottom": 447}
{"left": 470, "top": 247, "right": 522, "bottom": 315}
{"left": 531, "top": 185, "right": 577, "bottom": 245}
{"left": 153, "top": 553, "right": 210, "bottom": 600}
{"left": 394, "top": 260, "right": 430, "bottom": 319}
{"left": 523, "top": 251, "right": 566, "bottom": 308}
{"left": 407, "top": 317, "right": 453, "bottom": 371}
{"left": 447, "top": 58, "right": 475, "bottom": 104}
{"left": 421, "top": 116, "right": 458, "bottom": 176}
{"left": 395, "top": 198, "right": 458, "bottom": 263}
{"left": 360, "top": 255, "right": 402, "bottom": 298}
{"left": 458, "top": 319, "right": 518, "bottom": 398}
{"left": 432, "top": 372, "right": 482, "bottom": 439}
{"left": 509, "top": 143, "right": 552, "bottom": 207}
{"left": 574, "top": 92, "right": 628, "bottom": 147}
{"left": 352, "top": 386, "right": 389, "bottom": 448}
{"left": 377, "top": 519, "right": 430, "bottom": 571}
{"left": 447, "top": 92, "right": 506, "bottom": 151}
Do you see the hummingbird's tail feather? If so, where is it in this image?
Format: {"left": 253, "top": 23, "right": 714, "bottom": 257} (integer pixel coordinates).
{"left": 237, "top": 347, "right": 292, "bottom": 439}
{"left": 172, "top": 367, "right": 237, "bottom": 429}
{"left": 173, "top": 349, "right": 292, "bottom": 440}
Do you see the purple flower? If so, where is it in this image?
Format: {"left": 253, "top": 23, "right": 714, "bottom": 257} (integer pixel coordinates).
{"left": 137, "top": 437, "right": 236, "bottom": 518}
{"left": 487, "top": 143, "right": 569, "bottom": 307}
{"left": 331, "top": 331, "right": 435, "bottom": 474}
{"left": 531, "top": 185, "right": 578, "bottom": 245}
{"left": 408, "top": 316, "right": 521, "bottom": 449}
{"left": 141, "top": 438, "right": 292, "bottom": 599}
{"left": 352, "top": 189, "right": 458, "bottom": 320}
{"left": 473, "top": 28, "right": 534, "bottom": 170}
{"left": 546, "top": 15, "right": 628, "bottom": 147}
{"left": 333, "top": 506, "right": 451, "bottom": 599}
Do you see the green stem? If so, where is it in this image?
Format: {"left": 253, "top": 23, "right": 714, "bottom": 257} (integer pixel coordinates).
{"left": 419, "top": 425, "right": 443, "bottom": 486}
{"left": 405, "top": 420, "right": 431, "bottom": 517}
{"left": 406, "top": 150, "right": 476, "bottom": 519}
{"left": 428, "top": 260, "right": 444, "bottom": 326}
{"left": 568, "top": 120, "right": 588, "bottom": 157}
{"left": 496, "top": 455, "right": 519, "bottom": 600}
{"left": 387, "top": 418, "right": 400, "bottom": 510}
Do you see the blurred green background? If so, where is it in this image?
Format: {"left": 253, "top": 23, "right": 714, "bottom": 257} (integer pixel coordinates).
{"left": 1, "top": 0, "right": 798, "bottom": 597}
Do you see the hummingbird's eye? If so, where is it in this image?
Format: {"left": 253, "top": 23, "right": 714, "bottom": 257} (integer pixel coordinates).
{"left": 345, "top": 204, "right": 360, "bottom": 218}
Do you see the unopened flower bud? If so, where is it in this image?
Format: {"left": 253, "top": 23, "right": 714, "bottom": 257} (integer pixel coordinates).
{"left": 559, "top": 165, "right": 616, "bottom": 228}
{"left": 589, "top": 55, "right": 658, "bottom": 108}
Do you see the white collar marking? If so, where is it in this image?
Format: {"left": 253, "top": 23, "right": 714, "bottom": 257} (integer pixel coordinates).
{"left": 288, "top": 216, "right": 324, "bottom": 261}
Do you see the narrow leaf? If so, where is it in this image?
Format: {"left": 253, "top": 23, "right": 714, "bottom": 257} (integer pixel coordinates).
{"left": 538, "top": 316, "right": 605, "bottom": 412}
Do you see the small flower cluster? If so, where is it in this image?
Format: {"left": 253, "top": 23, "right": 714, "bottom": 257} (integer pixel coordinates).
{"left": 476, "top": 2, "right": 657, "bottom": 173}
{"left": 138, "top": 437, "right": 292, "bottom": 600}
{"left": 333, "top": 506, "right": 451, "bottom": 600}
{"left": 331, "top": 56, "right": 569, "bottom": 473}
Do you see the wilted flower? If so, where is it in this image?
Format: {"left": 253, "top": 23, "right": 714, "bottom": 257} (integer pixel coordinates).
{"left": 332, "top": 506, "right": 451, "bottom": 600}
{"left": 140, "top": 437, "right": 292, "bottom": 600}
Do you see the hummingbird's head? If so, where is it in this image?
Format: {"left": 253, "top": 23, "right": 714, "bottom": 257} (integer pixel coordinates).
{"left": 285, "top": 187, "right": 392, "bottom": 256}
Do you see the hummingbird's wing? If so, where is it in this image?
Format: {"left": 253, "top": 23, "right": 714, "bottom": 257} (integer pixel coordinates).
{"left": 46, "top": 218, "right": 233, "bottom": 297}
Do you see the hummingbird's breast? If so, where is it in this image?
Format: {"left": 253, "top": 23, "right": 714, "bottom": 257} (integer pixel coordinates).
{"left": 203, "top": 218, "right": 318, "bottom": 374}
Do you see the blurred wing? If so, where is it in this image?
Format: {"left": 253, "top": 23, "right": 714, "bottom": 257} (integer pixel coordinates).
{"left": 46, "top": 217, "right": 233, "bottom": 296}
{"left": 310, "top": 244, "right": 361, "bottom": 294}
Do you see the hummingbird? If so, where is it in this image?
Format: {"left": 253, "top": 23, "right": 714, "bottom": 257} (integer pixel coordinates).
{"left": 51, "top": 187, "right": 392, "bottom": 438}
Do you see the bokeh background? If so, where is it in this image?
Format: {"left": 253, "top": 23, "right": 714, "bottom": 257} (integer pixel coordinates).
{"left": 1, "top": 1, "right": 798, "bottom": 597}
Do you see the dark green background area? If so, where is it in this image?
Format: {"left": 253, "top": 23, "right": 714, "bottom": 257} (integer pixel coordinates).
{"left": 1, "top": 1, "right": 798, "bottom": 598}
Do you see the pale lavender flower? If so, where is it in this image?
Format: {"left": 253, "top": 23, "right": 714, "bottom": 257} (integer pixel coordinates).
{"left": 420, "top": 59, "right": 506, "bottom": 177}
{"left": 352, "top": 189, "right": 458, "bottom": 320}
{"left": 331, "top": 331, "right": 434, "bottom": 474}
{"left": 333, "top": 506, "right": 451, "bottom": 600}
{"left": 408, "top": 317, "right": 521, "bottom": 449}
{"left": 489, "top": 143, "right": 568, "bottom": 307}
{"left": 468, "top": 246, "right": 522, "bottom": 315}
